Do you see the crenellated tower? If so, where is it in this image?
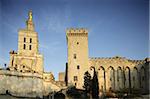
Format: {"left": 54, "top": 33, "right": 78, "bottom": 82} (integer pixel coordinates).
{"left": 66, "top": 28, "right": 89, "bottom": 89}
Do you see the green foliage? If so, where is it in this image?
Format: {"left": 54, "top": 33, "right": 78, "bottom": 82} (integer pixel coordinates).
{"left": 83, "top": 71, "right": 92, "bottom": 93}
{"left": 91, "top": 70, "right": 99, "bottom": 99}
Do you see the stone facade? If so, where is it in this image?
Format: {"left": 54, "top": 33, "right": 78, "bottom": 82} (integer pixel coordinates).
{"left": 66, "top": 28, "right": 149, "bottom": 94}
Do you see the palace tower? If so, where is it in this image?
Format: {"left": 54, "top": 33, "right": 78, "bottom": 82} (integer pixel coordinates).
{"left": 66, "top": 28, "right": 89, "bottom": 88}
{"left": 66, "top": 28, "right": 149, "bottom": 94}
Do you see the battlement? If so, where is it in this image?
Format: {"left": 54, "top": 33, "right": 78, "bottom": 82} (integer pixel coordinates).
{"left": 89, "top": 56, "right": 145, "bottom": 64}
{"left": 66, "top": 28, "right": 88, "bottom": 36}
{"left": 89, "top": 56, "right": 126, "bottom": 60}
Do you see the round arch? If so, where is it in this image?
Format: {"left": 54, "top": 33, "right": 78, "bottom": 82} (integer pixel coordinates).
{"left": 98, "top": 66, "right": 105, "bottom": 92}
{"left": 116, "top": 66, "right": 123, "bottom": 90}
{"left": 132, "top": 67, "right": 139, "bottom": 89}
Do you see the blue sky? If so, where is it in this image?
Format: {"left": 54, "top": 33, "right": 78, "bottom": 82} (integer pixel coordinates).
{"left": 0, "top": 0, "right": 149, "bottom": 80}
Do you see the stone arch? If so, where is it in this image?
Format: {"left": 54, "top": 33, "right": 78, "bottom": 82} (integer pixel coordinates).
{"left": 116, "top": 66, "right": 123, "bottom": 90}
{"left": 132, "top": 67, "right": 139, "bottom": 89}
{"left": 125, "top": 67, "right": 130, "bottom": 90}
{"left": 98, "top": 66, "right": 105, "bottom": 92}
{"left": 90, "top": 66, "right": 95, "bottom": 77}
{"left": 106, "top": 66, "right": 115, "bottom": 92}
{"left": 140, "top": 66, "right": 146, "bottom": 90}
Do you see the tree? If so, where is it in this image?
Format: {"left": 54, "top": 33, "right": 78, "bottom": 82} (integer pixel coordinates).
{"left": 83, "top": 71, "right": 92, "bottom": 96}
{"left": 91, "top": 70, "right": 99, "bottom": 99}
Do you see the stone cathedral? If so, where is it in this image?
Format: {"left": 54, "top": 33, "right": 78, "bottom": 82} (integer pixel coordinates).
{"left": 66, "top": 28, "right": 149, "bottom": 95}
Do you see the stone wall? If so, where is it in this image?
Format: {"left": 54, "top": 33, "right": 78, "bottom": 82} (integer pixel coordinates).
{"left": 88, "top": 57, "right": 149, "bottom": 94}
{"left": 0, "top": 70, "right": 61, "bottom": 98}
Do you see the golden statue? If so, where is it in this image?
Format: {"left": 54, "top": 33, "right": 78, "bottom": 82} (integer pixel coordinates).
{"left": 28, "top": 10, "right": 32, "bottom": 21}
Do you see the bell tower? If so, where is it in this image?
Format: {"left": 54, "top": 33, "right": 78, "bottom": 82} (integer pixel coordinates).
{"left": 9, "top": 10, "right": 43, "bottom": 74}
{"left": 18, "top": 10, "right": 39, "bottom": 56}
{"left": 66, "top": 28, "right": 89, "bottom": 89}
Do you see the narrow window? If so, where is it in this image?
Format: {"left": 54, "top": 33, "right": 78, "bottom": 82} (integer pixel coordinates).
{"left": 30, "top": 38, "right": 32, "bottom": 43}
{"left": 74, "top": 54, "right": 76, "bottom": 59}
{"left": 77, "top": 65, "right": 80, "bottom": 69}
{"left": 24, "top": 38, "right": 26, "bottom": 42}
{"left": 23, "top": 44, "right": 26, "bottom": 49}
{"left": 74, "top": 76, "right": 78, "bottom": 81}
{"left": 75, "top": 83, "right": 77, "bottom": 86}
{"left": 29, "top": 45, "right": 32, "bottom": 50}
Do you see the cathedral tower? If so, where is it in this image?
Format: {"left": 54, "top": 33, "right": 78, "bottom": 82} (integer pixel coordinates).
{"left": 18, "top": 10, "right": 38, "bottom": 55}
{"left": 66, "top": 28, "right": 89, "bottom": 89}
{"left": 9, "top": 11, "right": 43, "bottom": 74}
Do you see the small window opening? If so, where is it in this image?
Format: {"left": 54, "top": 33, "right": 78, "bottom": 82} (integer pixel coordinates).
{"left": 23, "top": 44, "right": 26, "bottom": 49}
{"left": 29, "top": 45, "right": 32, "bottom": 50}
{"left": 24, "top": 38, "right": 26, "bottom": 42}
{"left": 110, "top": 78, "right": 112, "bottom": 81}
{"left": 74, "top": 54, "right": 76, "bottom": 59}
{"left": 74, "top": 76, "right": 78, "bottom": 81}
{"left": 75, "top": 83, "right": 77, "bottom": 86}
{"left": 30, "top": 38, "right": 32, "bottom": 43}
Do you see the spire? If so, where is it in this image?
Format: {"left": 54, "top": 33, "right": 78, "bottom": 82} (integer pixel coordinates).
{"left": 26, "top": 10, "right": 34, "bottom": 31}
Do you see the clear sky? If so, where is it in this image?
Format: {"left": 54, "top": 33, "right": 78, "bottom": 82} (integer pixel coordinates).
{"left": 0, "top": 0, "right": 149, "bottom": 80}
